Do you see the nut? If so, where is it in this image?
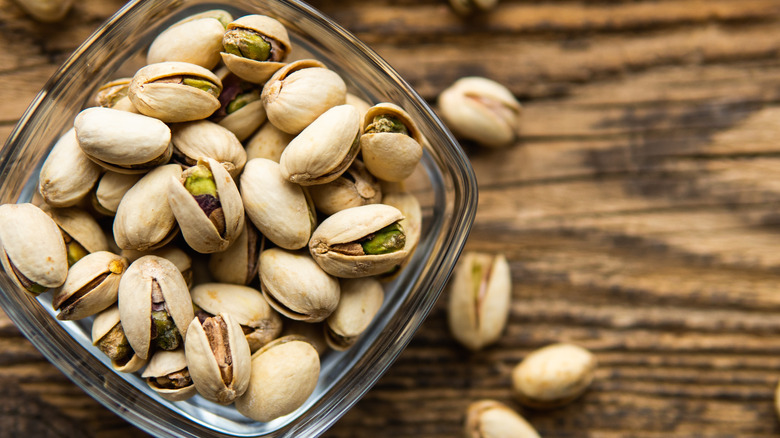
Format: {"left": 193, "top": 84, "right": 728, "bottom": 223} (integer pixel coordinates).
{"left": 38, "top": 128, "right": 102, "bottom": 207}
{"left": 465, "top": 399, "right": 540, "bottom": 438}
{"left": 308, "top": 159, "right": 382, "bottom": 215}
{"left": 360, "top": 102, "right": 423, "bottom": 182}
{"left": 92, "top": 305, "right": 147, "bottom": 373}
{"left": 52, "top": 251, "right": 128, "bottom": 320}
{"left": 511, "top": 343, "right": 597, "bottom": 408}
{"left": 207, "top": 221, "right": 261, "bottom": 285}
{"left": 141, "top": 349, "right": 196, "bottom": 402}
{"left": 92, "top": 171, "right": 142, "bottom": 216}
{"left": 244, "top": 121, "right": 294, "bottom": 163}
{"left": 220, "top": 14, "right": 292, "bottom": 84}
{"left": 170, "top": 120, "right": 247, "bottom": 178}
{"left": 147, "top": 13, "right": 228, "bottom": 69}
{"left": 210, "top": 70, "right": 267, "bottom": 141}
{"left": 40, "top": 205, "right": 109, "bottom": 266}
{"left": 325, "top": 277, "right": 384, "bottom": 351}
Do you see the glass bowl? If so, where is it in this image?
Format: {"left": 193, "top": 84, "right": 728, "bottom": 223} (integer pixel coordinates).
{"left": 0, "top": 0, "right": 477, "bottom": 436}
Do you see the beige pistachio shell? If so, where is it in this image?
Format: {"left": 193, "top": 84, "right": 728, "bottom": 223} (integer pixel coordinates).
{"left": 128, "top": 62, "right": 223, "bottom": 123}
{"left": 511, "top": 343, "right": 597, "bottom": 409}
{"left": 262, "top": 59, "right": 347, "bottom": 134}
{"left": 113, "top": 164, "right": 181, "bottom": 251}
{"left": 281, "top": 320, "right": 329, "bottom": 356}
{"left": 360, "top": 102, "right": 423, "bottom": 182}
{"left": 95, "top": 78, "right": 131, "bottom": 108}
{"left": 170, "top": 120, "right": 247, "bottom": 177}
{"left": 208, "top": 221, "right": 260, "bottom": 285}
{"left": 147, "top": 17, "right": 226, "bottom": 69}
{"left": 245, "top": 121, "right": 293, "bottom": 163}
{"left": 240, "top": 158, "right": 314, "bottom": 250}
{"left": 235, "top": 336, "right": 320, "bottom": 422}
{"left": 346, "top": 93, "right": 372, "bottom": 121}
{"left": 220, "top": 15, "right": 291, "bottom": 84}
{"left": 465, "top": 399, "right": 540, "bottom": 438}
{"left": 121, "top": 245, "right": 193, "bottom": 287}
{"left": 174, "top": 9, "right": 232, "bottom": 26}
{"left": 12, "top": 0, "right": 72, "bottom": 22}
{"left": 280, "top": 104, "right": 361, "bottom": 186}
{"left": 218, "top": 98, "right": 266, "bottom": 142}
{"left": 142, "top": 349, "right": 197, "bottom": 402}
{"left": 91, "top": 305, "right": 147, "bottom": 373}
{"left": 259, "top": 248, "right": 340, "bottom": 322}
{"left": 325, "top": 277, "right": 384, "bottom": 351}
{"left": 309, "top": 204, "right": 409, "bottom": 278}
{"left": 0, "top": 203, "right": 67, "bottom": 293}
{"left": 447, "top": 252, "right": 511, "bottom": 351}
{"left": 168, "top": 158, "right": 244, "bottom": 253}
{"left": 437, "top": 77, "right": 521, "bottom": 148}
{"left": 186, "top": 312, "right": 251, "bottom": 404}
{"left": 309, "top": 159, "right": 381, "bottom": 215}
{"left": 53, "top": 251, "right": 128, "bottom": 320}
{"left": 377, "top": 190, "right": 422, "bottom": 280}
{"left": 38, "top": 128, "right": 101, "bottom": 207}
{"left": 92, "top": 172, "right": 142, "bottom": 216}
{"left": 117, "top": 255, "right": 194, "bottom": 360}
{"left": 210, "top": 68, "right": 266, "bottom": 141}
{"left": 191, "top": 283, "right": 282, "bottom": 352}
{"left": 40, "top": 205, "right": 109, "bottom": 254}
{"left": 74, "top": 107, "right": 172, "bottom": 173}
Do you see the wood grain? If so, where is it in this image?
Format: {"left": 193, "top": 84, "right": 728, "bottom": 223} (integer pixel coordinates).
{"left": 2, "top": 0, "right": 780, "bottom": 436}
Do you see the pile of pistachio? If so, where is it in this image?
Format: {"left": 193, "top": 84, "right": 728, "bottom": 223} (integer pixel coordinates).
{"left": 0, "top": 10, "right": 425, "bottom": 422}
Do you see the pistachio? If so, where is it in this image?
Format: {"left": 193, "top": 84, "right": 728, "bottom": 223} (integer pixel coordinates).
{"left": 92, "top": 172, "right": 142, "bottom": 216}
{"left": 325, "top": 277, "right": 384, "bottom": 351}
{"left": 38, "top": 128, "right": 102, "bottom": 207}
{"left": 262, "top": 59, "right": 347, "bottom": 134}
{"left": 147, "top": 16, "right": 227, "bottom": 69}
{"left": 438, "top": 76, "right": 521, "bottom": 148}
{"left": 280, "top": 104, "right": 362, "bottom": 186}
{"left": 377, "top": 190, "right": 422, "bottom": 280}
{"left": 360, "top": 103, "right": 423, "bottom": 182}
{"left": 447, "top": 252, "right": 511, "bottom": 351}
{"left": 281, "top": 320, "right": 329, "bottom": 356}
{"left": 259, "top": 248, "right": 340, "bottom": 322}
{"left": 308, "top": 159, "right": 382, "bottom": 215}
{"left": 53, "top": 251, "right": 128, "bottom": 320}
{"left": 0, "top": 203, "right": 67, "bottom": 295}
{"left": 170, "top": 120, "right": 247, "bottom": 177}
{"left": 235, "top": 336, "right": 320, "bottom": 422}
{"left": 185, "top": 312, "right": 251, "bottom": 404}
{"left": 207, "top": 221, "right": 261, "bottom": 286}
{"left": 210, "top": 71, "right": 267, "bottom": 141}
{"left": 511, "top": 343, "right": 597, "bottom": 409}
{"left": 309, "top": 204, "right": 409, "bottom": 278}
{"left": 95, "top": 78, "right": 132, "bottom": 109}
{"left": 465, "top": 399, "right": 540, "bottom": 438}
{"left": 92, "top": 305, "right": 147, "bottom": 372}
{"left": 224, "top": 28, "right": 271, "bottom": 61}
{"left": 245, "top": 121, "right": 294, "bottom": 163}
{"left": 39, "top": 205, "right": 109, "bottom": 266}
{"left": 176, "top": 9, "right": 232, "bottom": 28}
{"left": 141, "top": 349, "right": 197, "bottom": 402}
{"left": 220, "top": 15, "right": 291, "bottom": 84}
{"left": 120, "top": 245, "right": 193, "bottom": 288}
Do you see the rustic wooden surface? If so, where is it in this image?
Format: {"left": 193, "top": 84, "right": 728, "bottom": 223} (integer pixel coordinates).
{"left": 2, "top": 0, "right": 780, "bottom": 436}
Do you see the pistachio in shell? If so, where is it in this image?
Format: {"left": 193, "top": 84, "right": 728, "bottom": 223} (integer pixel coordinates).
{"left": 208, "top": 221, "right": 261, "bottom": 286}
{"left": 309, "top": 204, "right": 409, "bottom": 278}
{"left": 121, "top": 245, "right": 193, "bottom": 288}
{"left": 210, "top": 71, "right": 266, "bottom": 141}
{"left": 325, "top": 277, "right": 384, "bottom": 351}
{"left": 92, "top": 171, "right": 142, "bottom": 216}
{"left": 308, "top": 159, "right": 381, "bottom": 215}
{"left": 261, "top": 59, "right": 347, "bottom": 134}
{"left": 360, "top": 102, "right": 423, "bottom": 182}
{"left": 235, "top": 336, "right": 320, "bottom": 422}
{"left": 92, "top": 305, "right": 147, "bottom": 373}
{"left": 128, "top": 61, "right": 223, "bottom": 123}
{"left": 185, "top": 312, "right": 251, "bottom": 404}
{"left": 465, "top": 399, "right": 540, "bottom": 438}
{"left": 74, "top": 107, "right": 172, "bottom": 173}
{"left": 279, "top": 104, "right": 361, "bottom": 186}
{"left": 53, "top": 251, "right": 128, "bottom": 320}
{"left": 376, "top": 190, "right": 422, "bottom": 280}
{"left": 220, "top": 14, "right": 291, "bottom": 84}
{"left": 38, "top": 128, "right": 102, "bottom": 207}
{"left": 244, "top": 121, "right": 294, "bottom": 163}
{"left": 147, "top": 15, "right": 227, "bottom": 69}
{"left": 170, "top": 119, "right": 247, "bottom": 178}
{"left": 0, "top": 203, "right": 67, "bottom": 295}
{"left": 142, "top": 349, "right": 196, "bottom": 402}
{"left": 94, "top": 77, "right": 138, "bottom": 112}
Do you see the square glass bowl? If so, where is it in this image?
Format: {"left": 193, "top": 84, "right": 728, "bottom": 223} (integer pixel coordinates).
{"left": 0, "top": 0, "right": 477, "bottom": 436}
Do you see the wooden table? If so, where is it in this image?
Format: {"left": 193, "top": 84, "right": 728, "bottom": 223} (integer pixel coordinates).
{"left": 3, "top": 0, "right": 780, "bottom": 436}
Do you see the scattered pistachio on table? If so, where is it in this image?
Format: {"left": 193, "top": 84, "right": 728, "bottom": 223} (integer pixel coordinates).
{"left": 465, "top": 399, "right": 540, "bottom": 438}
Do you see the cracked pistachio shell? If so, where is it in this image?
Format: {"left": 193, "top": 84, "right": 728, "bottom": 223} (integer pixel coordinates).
{"left": 12, "top": 0, "right": 72, "bottom": 22}
{"left": 262, "top": 59, "right": 347, "bottom": 134}
{"left": 92, "top": 172, "right": 142, "bottom": 216}
{"left": 38, "top": 128, "right": 101, "bottom": 207}
{"left": 240, "top": 158, "right": 314, "bottom": 250}
{"left": 308, "top": 159, "right": 381, "bottom": 216}
{"left": 235, "top": 336, "right": 320, "bottom": 422}
{"left": 447, "top": 252, "right": 511, "bottom": 351}
{"left": 309, "top": 204, "right": 409, "bottom": 278}
{"left": 168, "top": 158, "right": 245, "bottom": 253}
{"left": 186, "top": 312, "right": 251, "bottom": 404}
{"left": 94, "top": 78, "right": 139, "bottom": 113}
{"left": 113, "top": 164, "right": 181, "bottom": 251}
{"left": 53, "top": 251, "right": 127, "bottom": 320}
{"left": 40, "top": 205, "right": 109, "bottom": 255}
{"left": 449, "top": 0, "right": 499, "bottom": 15}
{"left": 360, "top": 102, "right": 423, "bottom": 182}
{"left": 170, "top": 120, "right": 247, "bottom": 177}
{"left": 92, "top": 305, "right": 147, "bottom": 373}
{"left": 121, "top": 245, "right": 193, "bottom": 288}
{"left": 465, "top": 400, "right": 540, "bottom": 438}
{"left": 377, "top": 190, "right": 422, "bottom": 280}
{"left": 191, "top": 283, "right": 282, "bottom": 352}
{"left": 147, "top": 17, "right": 226, "bottom": 69}
{"left": 511, "top": 343, "right": 597, "bottom": 409}
{"left": 245, "top": 122, "right": 294, "bottom": 163}
{"left": 141, "top": 349, "right": 197, "bottom": 402}
{"left": 259, "top": 248, "right": 340, "bottom": 322}
{"left": 325, "top": 277, "right": 384, "bottom": 351}
{"left": 220, "top": 15, "right": 291, "bottom": 84}
{"left": 128, "top": 62, "right": 223, "bottom": 123}
{"left": 280, "top": 104, "right": 361, "bottom": 186}
{"left": 74, "top": 107, "right": 172, "bottom": 173}
{"left": 118, "top": 255, "right": 193, "bottom": 360}
{"left": 437, "top": 77, "right": 521, "bottom": 148}
{"left": 0, "top": 204, "right": 67, "bottom": 294}
{"left": 208, "top": 221, "right": 261, "bottom": 285}
{"left": 210, "top": 69, "right": 267, "bottom": 142}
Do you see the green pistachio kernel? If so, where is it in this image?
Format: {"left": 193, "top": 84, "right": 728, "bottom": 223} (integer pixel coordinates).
{"left": 366, "top": 115, "right": 409, "bottom": 135}
{"left": 66, "top": 241, "right": 89, "bottom": 267}
{"left": 98, "top": 324, "right": 132, "bottom": 362}
{"left": 182, "top": 77, "right": 220, "bottom": 98}
{"left": 226, "top": 89, "right": 262, "bottom": 114}
{"left": 223, "top": 29, "right": 271, "bottom": 61}
{"left": 152, "top": 310, "right": 181, "bottom": 351}
{"left": 184, "top": 165, "right": 217, "bottom": 197}
{"left": 361, "top": 222, "right": 406, "bottom": 255}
